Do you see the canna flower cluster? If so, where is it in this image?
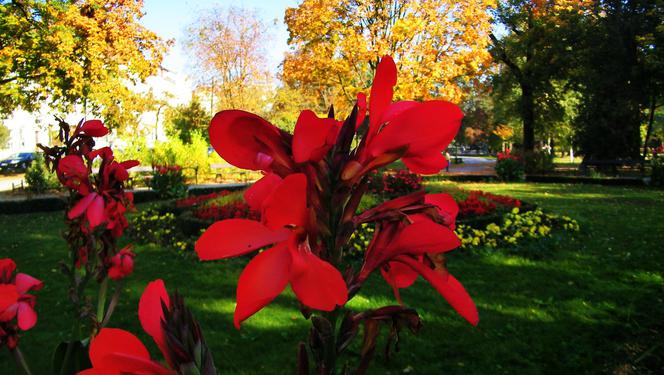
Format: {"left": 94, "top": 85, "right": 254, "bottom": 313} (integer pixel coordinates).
{"left": 80, "top": 279, "right": 215, "bottom": 375}
{"left": 196, "top": 56, "right": 477, "bottom": 372}
{"left": 41, "top": 119, "right": 138, "bottom": 273}
{"left": 0, "top": 259, "right": 42, "bottom": 349}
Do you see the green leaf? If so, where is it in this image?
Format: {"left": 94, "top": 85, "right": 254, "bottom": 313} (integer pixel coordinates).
{"left": 52, "top": 340, "right": 92, "bottom": 375}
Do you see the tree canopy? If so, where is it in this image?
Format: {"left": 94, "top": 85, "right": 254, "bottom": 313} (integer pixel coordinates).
{"left": 0, "top": 0, "right": 169, "bottom": 131}
{"left": 283, "top": 0, "right": 496, "bottom": 113}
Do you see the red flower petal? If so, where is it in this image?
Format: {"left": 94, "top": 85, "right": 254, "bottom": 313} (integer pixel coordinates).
{"left": 368, "top": 100, "right": 462, "bottom": 173}
{"left": 209, "top": 110, "right": 288, "bottom": 171}
{"left": 234, "top": 243, "right": 291, "bottom": 328}
{"left": 425, "top": 193, "right": 458, "bottom": 227}
{"left": 86, "top": 194, "right": 107, "bottom": 228}
{"left": 14, "top": 273, "right": 43, "bottom": 294}
{"left": 292, "top": 110, "right": 340, "bottom": 163}
{"left": 356, "top": 92, "right": 367, "bottom": 129}
{"left": 195, "top": 219, "right": 289, "bottom": 260}
{"left": 380, "top": 101, "right": 418, "bottom": 124}
{"left": 89, "top": 328, "right": 171, "bottom": 375}
{"left": 402, "top": 152, "right": 449, "bottom": 174}
{"left": 389, "top": 220, "right": 461, "bottom": 256}
{"left": 17, "top": 302, "right": 37, "bottom": 330}
{"left": 0, "top": 284, "right": 19, "bottom": 311}
{"left": 90, "top": 328, "right": 149, "bottom": 365}
{"left": 289, "top": 244, "right": 347, "bottom": 311}
{"left": 68, "top": 193, "right": 96, "bottom": 220}
{"left": 80, "top": 120, "right": 109, "bottom": 137}
{"left": 120, "top": 160, "right": 140, "bottom": 170}
{"left": 368, "top": 56, "right": 397, "bottom": 137}
{"left": 395, "top": 256, "right": 478, "bottom": 326}
{"left": 244, "top": 173, "right": 282, "bottom": 212}
{"left": 262, "top": 174, "right": 308, "bottom": 230}
{"left": 381, "top": 261, "right": 419, "bottom": 289}
{"left": 0, "top": 258, "right": 16, "bottom": 281}
{"left": 138, "top": 279, "right": 170, "bottom": 354}
{"left": 87, "top": 147, "right": 113, "bottom": 161}
{"left": 58, "top": 155, "right": 87, "bottom": 178}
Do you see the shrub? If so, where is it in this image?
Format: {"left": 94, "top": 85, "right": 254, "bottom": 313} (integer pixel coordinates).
{"left": 24, "top": 155, "right": 58, "bottom": 194}
{"left": 367, "top": 169, "right": 422, "bottom": 198}
{"left": 457, "top": 190, "right": 521, "bottom": 217}
{"left": 128, "top": 208, "right": 194, "bottom": 256}
{"left": 149, "top": 165, "right": 188, "bottom": 199}
{"left": 651, "top": 154, "right": 664, "bottom": 187}
{"left": 455, "top": 207, "right": 580, "bottom": 249}
{"left": 495, "top": 150, "right": 525, "bottom": 181}
{"left": 524, "top": 151, "right": 555, "bottom": 174}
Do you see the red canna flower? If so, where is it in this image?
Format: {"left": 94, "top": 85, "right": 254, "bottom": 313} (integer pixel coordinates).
{"left": 343, "top": 56, "right": 463, "bottom": 180}
{"left": 75, "top": 119, "right": 110, "bottom": 138}
{"left": 196, "top": 174, "right": 348, "bottom": 328}
{"left": 78, "top": 328, "right": 173, "bottom": 375}
{"left": 355, "top": 195, "right": 478, "bottom": 326}
{"left": 81, "top": 279, "right": 215, "bottom": 374}
{"left": 209, "top": 110, "right": 294, "bottom": 174}
{"left": 292, "top": 110, "right": 341, "bottom": 163}
{"left": 57, "top": 155, "right": 91, "bottom": 195}
{"left": 107, "top": 247, "right": 135, "bottom": 280}
{"left": 0, "top": 258, "right": 43, "bottom": 336}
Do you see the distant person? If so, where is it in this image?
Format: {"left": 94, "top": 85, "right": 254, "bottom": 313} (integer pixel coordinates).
{"left": 445, "top": 152, "right": 450, "bottom": 172}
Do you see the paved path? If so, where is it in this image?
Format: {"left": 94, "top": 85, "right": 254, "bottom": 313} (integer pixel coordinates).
{"left": 446, "top": 156, "right": 496, "bottom": 176}
{"left": 0, "top": 174, "right": 24, "bottom": 192}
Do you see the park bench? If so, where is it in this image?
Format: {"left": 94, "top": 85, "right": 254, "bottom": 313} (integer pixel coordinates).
{"left": 578, "top": 158, "right": 644, "bottom": 175}
{"left": 210, "top": 163, "right": 249, "bottom": 182}
{"left": 127, "top": 165, "right": 154, "bottom": 188}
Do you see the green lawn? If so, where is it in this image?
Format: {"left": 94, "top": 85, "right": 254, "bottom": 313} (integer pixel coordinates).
{"left": 1, "top": 183, "right": 663, "bottom": 374}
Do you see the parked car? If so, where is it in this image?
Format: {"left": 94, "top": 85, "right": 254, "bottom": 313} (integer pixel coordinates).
{"left": 0, "top": 152, "right": 37, "bottom": 174}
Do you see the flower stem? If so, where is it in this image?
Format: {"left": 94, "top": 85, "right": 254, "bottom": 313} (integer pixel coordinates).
{"left": 11, "top": 347, "right": 33, "bottom": 375}
{"left": 96, "top": 277, "right": 109, "bottom": 323}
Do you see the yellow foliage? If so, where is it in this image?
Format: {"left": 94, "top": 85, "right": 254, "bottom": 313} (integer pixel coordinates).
{"left": 283, "top": 0, "right": 497, "bottom": 113}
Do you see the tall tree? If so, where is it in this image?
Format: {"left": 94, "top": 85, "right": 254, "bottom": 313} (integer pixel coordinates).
{"left": 283, "top": 0, "right": 496, "bottom": 113}
{"left": 164, "top": 96, "right": 209, "bottom": 144}
{"left": 185, "top": 6, "right": 272, "bottom": 115}
{"left": 0, "top": 0, "right": 170, "bottom": 131}
{"left": 574, "top": 0, "right": 663, "bottom": 160}
{"left": 490, "top": 0, "right": 590, "bottom": 153}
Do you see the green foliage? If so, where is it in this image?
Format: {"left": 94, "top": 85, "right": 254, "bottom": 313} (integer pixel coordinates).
{"left": 151, "top": 133, "right": 210, "bottom": 176}
{"left": 24, "top": 155, "right": 58, "bottom": 194}
{"left": 164, "top": 97, "right": 209, "bottom": 143}
{"left": 495, "top": 158, "right": 525, "bottom": 181}
{"left": 524, "top": 151, "right": 555, "bottom": 174}
{"left": 149, "top": 166, "right": 188, "bottom": 199}
{"left": 0, "top": 122, "right": 9, "bottom": 149}
{"left": 128, "top": 208, "right": 193, "bottom": 256}
{"left": 651, "top": 155, "right": 664, "bottom": 187}
{"left": 573, "top": 0, "right": 662, "bottom": 159}
{"left": 456, "top": 207, "right": 580, "bottom": 250}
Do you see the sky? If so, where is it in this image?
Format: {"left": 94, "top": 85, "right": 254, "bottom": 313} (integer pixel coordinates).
{"left": 140, "top": 0, "right": 299, "bottom": 104}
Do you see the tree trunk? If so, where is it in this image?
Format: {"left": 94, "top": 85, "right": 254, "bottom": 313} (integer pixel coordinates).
{"left": 642, "top": 95, "right": 656, "bottom": 159}
{"left": 521, "top": 82, "right": 535, "bottom": 152}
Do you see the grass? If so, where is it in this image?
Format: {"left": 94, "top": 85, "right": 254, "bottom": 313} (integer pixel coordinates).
{"left": 1, "top": 183, "right": 663, "bottom": 374}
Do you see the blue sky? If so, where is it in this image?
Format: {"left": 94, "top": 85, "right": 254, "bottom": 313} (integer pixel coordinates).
{"left": 140, "top": 0, "right": 298, "bottom": 101}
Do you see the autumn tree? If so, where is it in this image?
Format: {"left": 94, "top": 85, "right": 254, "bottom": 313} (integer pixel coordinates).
{"left": 185, "top": 7, "right": 272, "bottom": 115}
{"left": 283, "top": 0, "right": 496, "bottom": 113}
{"left": 0, "top": 122, "right": 9, "bottom": 148}
{"left": 0, "top": 0, "right": 170, "bottom": 131}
